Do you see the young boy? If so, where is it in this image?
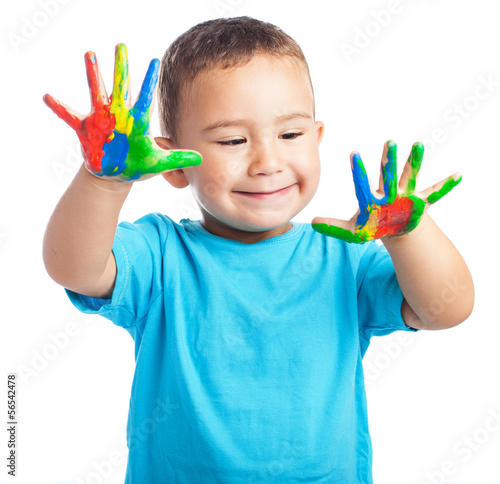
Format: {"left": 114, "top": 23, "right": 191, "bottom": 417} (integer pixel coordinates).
{"left": 43, "top": 16, "right": 474, "bottom": 483}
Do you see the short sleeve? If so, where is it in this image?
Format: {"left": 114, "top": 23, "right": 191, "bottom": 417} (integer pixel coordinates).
{"left": 356, "top": 241, "right": 418, "bottom": 344}
{"left": 65, "top": 215, "right": 167, "bottom": 331}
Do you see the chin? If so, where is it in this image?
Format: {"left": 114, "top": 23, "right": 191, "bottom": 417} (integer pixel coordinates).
{"left": 239, "top": 218, "right": 292, "bottom": 232}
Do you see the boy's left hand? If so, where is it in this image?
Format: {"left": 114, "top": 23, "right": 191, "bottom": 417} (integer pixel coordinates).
{"left": 312, "top": 141, "right": 462, "bottom": 244}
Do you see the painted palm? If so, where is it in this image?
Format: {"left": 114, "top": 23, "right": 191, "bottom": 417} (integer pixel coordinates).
{"left": 43, "top": 43, "right": 202, "bottom": 181}
{"left": 312, "top": 141, "right": 461, "bottom": 243}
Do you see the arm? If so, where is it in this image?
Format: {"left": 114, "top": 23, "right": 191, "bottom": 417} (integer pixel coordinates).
{"left": 43, "top": 44, "right": 201, "bottom": 298}
{"left": 43, "top": 167, "right": 131, "bottom": 299}
{"left": 382, "top": 213, "right": 474, "bottom": 330}
{"left": 312, "top": 140, "right": 474, "bottom": 329}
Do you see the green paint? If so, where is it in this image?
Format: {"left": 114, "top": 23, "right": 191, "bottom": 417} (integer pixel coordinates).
{"left": 404, "top": 142, "right": 424, "bottom": 195}
{"left": 384, "top": 141, "right": 398, "bottom": 204}
{"left": 116, "top": 98, "right": 202, "bottom": 181}
{"left": 312, "top": 223, "right": 365, "bottom": 244}
{"left": 427, "top": 175, "right": 462, "bottom": 204}
{"left": 312, "top": 141, "right": 461, "bottom": 244}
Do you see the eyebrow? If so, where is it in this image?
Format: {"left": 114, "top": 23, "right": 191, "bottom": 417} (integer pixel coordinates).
{"left": 201, "top": 112, "right": 313, "bottom": 134}
{"left": 275, "top": 112, "right": 313, "bottom": 124}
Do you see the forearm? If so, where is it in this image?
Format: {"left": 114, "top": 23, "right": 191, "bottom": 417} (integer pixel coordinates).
{"left": 382, "top": 213, "right": 474, "bottom": 330}
{"left": 43, "top": 165, "right": 132, "bottom": 297}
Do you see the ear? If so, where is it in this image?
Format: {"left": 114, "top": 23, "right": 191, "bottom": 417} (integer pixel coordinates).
{"left": 314, "top": 121, "right": 325, "bottom": 146}
{"left": 155, "top": 136, "right": 190, "bottom": 189}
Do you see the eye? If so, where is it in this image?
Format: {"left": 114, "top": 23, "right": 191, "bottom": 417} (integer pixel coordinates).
{"left": 217, "top": 138, "right": 246, "bottom": 146}
{"left": 280, "top": 132, "right": 304, "bottom": 140}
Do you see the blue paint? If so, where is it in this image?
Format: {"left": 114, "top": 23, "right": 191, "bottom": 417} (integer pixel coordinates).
{"left": 131, "top": 59, "right": 160, "bottom": 124}
{"left": 352, "top": 153, "right": 373, "bottom": 227}
{"left": 101, "top": 131, "right": 129, "bottom": 176}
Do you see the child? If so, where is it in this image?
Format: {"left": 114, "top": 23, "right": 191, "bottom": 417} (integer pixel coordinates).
{"left": 43, "top": 16, "right": 474, "bottom": 483}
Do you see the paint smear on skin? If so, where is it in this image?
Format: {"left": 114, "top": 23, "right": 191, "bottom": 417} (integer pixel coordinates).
{"left": 101, "top": 43, "right": 135, "bottom": 177}
{"left": 350, "top": 142, "right": 434, "bottom": 242}
{"left": 369, "top": 195, "right": 425, "bottom": 239}
{"left": 312, "top": 194, "right": 426, "bottom": 243}
{"left": 311, "top": 223, "right": 364, "bottom": 243}
{"left": 377, "top": 141, "right": 397, "bottom": 206}
{"left": 97, "top": 45, "right": 202, "bottom": 180}
{"left": 427, "top": 175, "right": 462, "bottom": 204}
{"left": 352, "top": 153, "right": 373, "bottom": 227}
{"left": 403, "top": 143, "right": 424, "bottom": 195}
{"left": 78, "top": 104, "right": 115, "bottom": 174}
{"left": 110, "top": 44, "right": 132, "bottom": 135}
{"left": 44, "top": 44, "right": 202, "bottom": 182}
{"left": 78, "top": 51, "right": 117, "bottom": 174}
{"left": 312, "top": 141, "right": 460, "bottom": 244}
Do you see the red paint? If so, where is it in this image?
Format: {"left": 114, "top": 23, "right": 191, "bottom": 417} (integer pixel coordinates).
{"left": 85, "top": 52, "right": 107, "bottom": 108}
{"left": 43, "top": 93, "right": 81, "bottom": 131}
{"left": 77, "top": 105, "right": 115, "bottom": 173}
{"left": 374, "top": 196, "right": 415, "bottom": 238}
{"left": 42, "top": 50, "right": 118, "bottom": 174}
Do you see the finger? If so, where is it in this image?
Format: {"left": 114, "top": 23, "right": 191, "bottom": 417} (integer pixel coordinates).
{"left": 421, "top": 172, "right": 462, "bottom": 205}
{"left": 400, "top": 142, "right": 424, "bottom": 195}
{"left": 311, "top": 217, "right": 365, "bottom": 244}
{"left": 119, "top": 147, "right": 202, "bottom": 181}
{"left": 312, "top": 216, "right": 352, "bottom": 229}
{"left": 111, "top": 43, "right": 130, "bottom": 107}
{"left": 351, "top": 152, "right": 374, "bottom": 227}
{"left": 376, "top": 140, "right": 397, "bottom": 205}
{"left": 153, "top": 149, "right": 203, "bottom": 172}
{"left": 132, "top": 58, "right": 160, "bottom": 120}
{"left": 43, "top": 93, "right": 82, "bottom": 131}
{"left": 84, "top": 51, "right": 108, "bottom": 108}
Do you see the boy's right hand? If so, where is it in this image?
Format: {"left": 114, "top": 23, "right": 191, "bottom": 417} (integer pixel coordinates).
{"left": 43, "top": 43, "right": 202, "bottom": 182}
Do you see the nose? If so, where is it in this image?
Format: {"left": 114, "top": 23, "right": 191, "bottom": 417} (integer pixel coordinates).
{"left": 247, "top": 137, "right": 285, "bottom": 176}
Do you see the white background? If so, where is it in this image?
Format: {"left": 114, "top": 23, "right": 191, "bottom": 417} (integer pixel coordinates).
{"left": 2, "top": 0, "right": 500, "bottom": 483}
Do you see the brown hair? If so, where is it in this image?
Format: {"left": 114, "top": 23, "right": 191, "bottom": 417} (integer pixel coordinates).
{"left": 158, "top": 16, "right": 313, "bottom": 143}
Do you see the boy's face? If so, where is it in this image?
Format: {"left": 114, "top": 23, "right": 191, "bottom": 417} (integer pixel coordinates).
{"left": 160, "top": 54, "right": 324, "bottom": 244}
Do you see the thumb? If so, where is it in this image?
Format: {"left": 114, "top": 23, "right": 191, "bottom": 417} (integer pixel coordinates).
{"left": 311, "top": 217, "right": 364, "bottom": 243}
{"left": 152, "top": 136, "right": 203, "bottom": 170}
{"left": 311, "top": 216, "right": 351, "bottom": 229}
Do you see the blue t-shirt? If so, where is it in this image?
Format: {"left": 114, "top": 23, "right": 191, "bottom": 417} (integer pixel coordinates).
{"left": 67, "top": 214, "right": 415, "bottom": 483}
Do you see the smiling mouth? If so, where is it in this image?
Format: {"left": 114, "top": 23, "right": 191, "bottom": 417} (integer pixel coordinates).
{"left": 233, "top": 184, "right": 296, "bottom": 200}
{"left": 234, "top": 184, "right": 295, "bottom": 195}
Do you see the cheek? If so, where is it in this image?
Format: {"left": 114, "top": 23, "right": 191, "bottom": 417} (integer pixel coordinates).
{"left": 296, "top": 156, "right": 321, "bottom": 202}
{"left": 192, "top": 158, "right": 239, "bottom": 203}
{"left": 297, "top": 149, "right": 321, "bottom": 185}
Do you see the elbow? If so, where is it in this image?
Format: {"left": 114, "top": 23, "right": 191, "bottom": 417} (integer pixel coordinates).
{"left": 441, "top": 275, "right": 475, "bottom": 329}
{"left": 42, "top": 243, "right": 63, "bottom": 286}
{"left": 42, "top": 241, "right": 78, "bottom": 290}
{"left": 420, "top": 281, "right": 475, "bottom": 331}
{"left": 432, "top": 303, "right": 474, "bottom": 330}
